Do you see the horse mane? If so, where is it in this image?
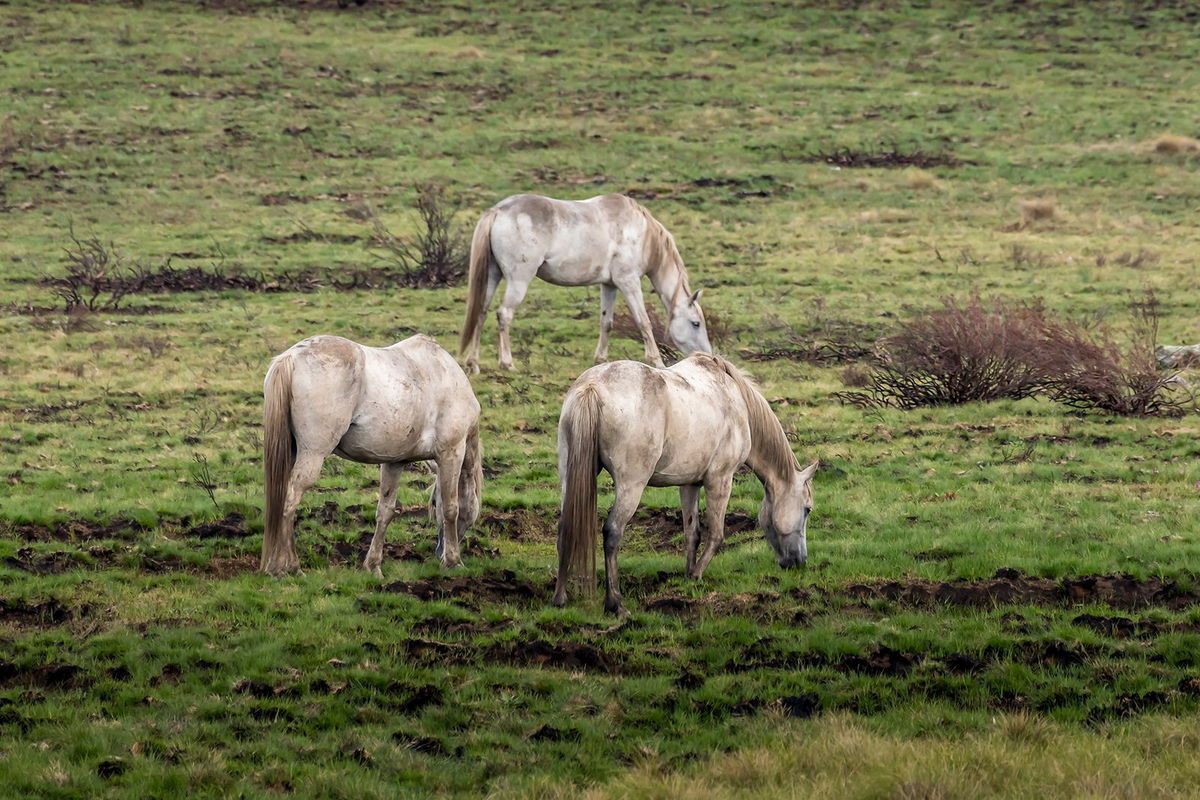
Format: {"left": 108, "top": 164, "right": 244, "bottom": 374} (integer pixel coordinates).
{"left": 711, "top": 356, "right": 799, "bottom": 479}
{"left": 632, "top": 200, "right": 691, "bottom": 300}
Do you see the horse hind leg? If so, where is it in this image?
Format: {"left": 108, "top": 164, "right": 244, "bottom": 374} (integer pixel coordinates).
{"left": 601, "top": 474, "right": 648, "bottom": 615}
{"left": 496, "top": 278, "right": 530, "bottom": 371}
{"left": 434, "top": 442, "right": 468, "bottom": 568}
{"left": 467, "top": 263, "right": 502, "bottom": 375}
{"left": 681, "top": 484, "right": 701, "bottom": 574}
{"left": 689, "top": 475, "right": 732, "bottom": 580}
{"left": 363, "top": 462, "right": 403, "bottom": 579}
{"left": 265, "top": 450, "right": 326, "bottom": 576}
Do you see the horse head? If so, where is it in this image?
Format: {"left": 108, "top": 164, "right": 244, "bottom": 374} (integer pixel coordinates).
{"left": 759, "top": 460, "right": 818, "bottom": 569}
{"left": 668, "top": 288, "right": 712, "bottom": 355}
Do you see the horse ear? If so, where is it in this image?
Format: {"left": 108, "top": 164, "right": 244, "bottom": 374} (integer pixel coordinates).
{"left": 689, "top": 289, "right": 702, "bottom": 306}
{"left": 798, "top": 460, "right": 819, "bottom": 482}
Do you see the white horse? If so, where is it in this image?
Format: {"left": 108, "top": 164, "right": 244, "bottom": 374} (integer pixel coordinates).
{"left": 459, "top": 193, "right": 712, "bottom": 373}
{"left": 261, "top": 334, "right": 482, "bottom": 577}
{"left": 553, "top": 353, "right": 818, "bottom": 614}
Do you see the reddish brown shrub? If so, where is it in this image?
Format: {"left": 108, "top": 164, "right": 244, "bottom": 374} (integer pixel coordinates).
{"left": 836, "top": 295, "right": 1053, "bottom": 409}
{"left": 1039, "top": 292, "right": 1193, "bottom": 417}
{"left": 837, "top": 291, "right": 1194, "bottom": 417}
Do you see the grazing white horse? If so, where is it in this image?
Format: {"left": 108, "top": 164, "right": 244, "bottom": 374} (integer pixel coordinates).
{"left": 459, "top": 193, "right": 712, "bottom": 373}
{"left": 261, "top": 335, "right": 482, "bottom": 577}
{"left": 553, "top": 353, "right": 818, "bottom": 614}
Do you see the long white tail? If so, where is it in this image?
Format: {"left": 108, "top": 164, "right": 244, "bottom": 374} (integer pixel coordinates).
{"left": 261, "top": 355, "right": 295, "bottom": 571}
{"left": 557, "top": 386, "right": 600, "bottom": 598}
{"left": 459, "top": 208, "right": 498, "bottom": 356}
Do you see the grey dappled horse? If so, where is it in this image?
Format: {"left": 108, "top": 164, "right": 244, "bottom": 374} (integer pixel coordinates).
{"left": 459, "top": 193, "right": 712, "bottom": 372}
{"left": 262, "top": 335, "right": 482, "bottom": 577}
{"left": 554, "top": 353, "right": 818, "bottom": 614}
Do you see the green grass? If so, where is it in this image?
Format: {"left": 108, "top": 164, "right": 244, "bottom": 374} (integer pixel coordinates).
{"left": 2, "top": 1, "right": 1200, "bottom": 797}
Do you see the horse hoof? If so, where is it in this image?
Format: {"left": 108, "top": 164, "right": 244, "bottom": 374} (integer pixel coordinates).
{"left": 552, "top": 592, "right": 567, "bottom": 608}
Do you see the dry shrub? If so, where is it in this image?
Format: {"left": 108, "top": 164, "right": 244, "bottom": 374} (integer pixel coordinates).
{"left": 48, "top": 230, "right": 141, "bottom": 312}
{"left": 364, "top": 182, "right": 469, "bottom": 287}
{"left": 1151, "top": 134, "right": 1200, "bottom": 154}
{"left": 837, "top": 291, "right": 1194, "bottom": 417}
{"left": 1039, "top": 291, "right": 1193, "bottom": 417}
{"left": 836, "top": 295, "right": 1052, "bottom": 409}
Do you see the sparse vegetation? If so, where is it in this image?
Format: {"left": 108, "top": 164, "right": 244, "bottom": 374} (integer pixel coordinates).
{"left": 1, "top": 2, "right": 1199, "bottom": 797}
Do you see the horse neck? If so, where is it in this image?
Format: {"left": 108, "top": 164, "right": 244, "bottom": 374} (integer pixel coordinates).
{"left": 747, "top": 445, "right": 793, "bottom": 500}
{"left": 646, "top": 256, "right": 688, "bottom": 317}
{"left": 739, "top": 391, "right": 797, "bottom": 497}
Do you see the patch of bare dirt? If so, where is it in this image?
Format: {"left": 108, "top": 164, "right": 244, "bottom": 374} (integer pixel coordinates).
{"left": 492, "top": 638, "right": 613, "bottom": 672}
{"left": 184, "top": 513, "right": 246, "bottom": 539}
{"left": 623, "top": 508, "right": 757, "bottom": 553}
{"left": 626, "top": 174, "right": 793, "bottom": 205}
{"left": 843, "top": 569, "right": 1200, "bottom": 611}
{"left": 0, "top": 596, "right": 75, "bottom": 628}
{"left": 0, "top": 661, "right": 90, "bottom": 690}
{"left": 474, "top": 509, "right": 553, "bottom": 542}
{"left": 9, "top": 518, "right": 147, "bottom": 543}
{"left": 380, "top": 569, "right": 545, "bottom": 606}
{"left": 789, "top": 145, "right": 971, "bottom": 169}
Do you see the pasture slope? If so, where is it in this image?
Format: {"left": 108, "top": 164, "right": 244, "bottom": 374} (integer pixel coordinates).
{"left": 2, "top": 1, "right": 1200, "bottom": 796}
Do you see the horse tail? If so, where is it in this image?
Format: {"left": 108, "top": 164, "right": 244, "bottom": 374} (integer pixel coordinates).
{"left": 557, "top": 385, "right": 601, "bottom": 597}
{"left": 459, "top": 208, "right": 498, "bottom": 356}
{"left": 262, "top": 354, "right": 296, "bottom": 571}
{"left": 459, "top": 421, "right": 483, "bottom": 530}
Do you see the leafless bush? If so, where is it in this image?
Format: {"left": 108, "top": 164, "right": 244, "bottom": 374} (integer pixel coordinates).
{"left": 49, "top": 230, "right": 140, "bottom": 312}
{"left": 1039, "top": 291, "right": 1193, "bottom": 417}
{"left": 835, "top": 295, "right": 1053, "bottom": 409}
{"left": 837, "top": 291, "right": 1194, "bottom": 417}
{"left": 364, "top": 182, "right": 469, "bottom": 287}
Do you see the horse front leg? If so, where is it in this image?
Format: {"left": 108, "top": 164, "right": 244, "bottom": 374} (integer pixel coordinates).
{"left": 689, "top": 475, "right": 732, "bottom": 580}
{"left": 680, "top": 484, "right": 701, "bottom": 575}
{"left": 434, "top": 443, "right": 467, "bottom": 568}
{"left": 615, "top": 279, "right": 665, "bottom": 369}
{"left": 363, "top": 462, "right": 403, "bottom": 579}
{"left": 593, "top": 284, "right": 617, "bottom": 364}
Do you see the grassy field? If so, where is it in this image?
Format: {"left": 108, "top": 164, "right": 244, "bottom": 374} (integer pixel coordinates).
{"left": 2, "top": 1, "right": 1200, "bottom": 796}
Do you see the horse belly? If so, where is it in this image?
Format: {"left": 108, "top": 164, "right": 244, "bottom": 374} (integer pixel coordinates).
{"left": 334, "top": 412, "right": 434, "bottom": 464}
{"left": 536, "top": 256, "right": 609, "bottom": 287}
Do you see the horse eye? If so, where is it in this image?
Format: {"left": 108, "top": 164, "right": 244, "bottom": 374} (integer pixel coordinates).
{"left": 691, "top": 320, "right": 701, "bottom": 328}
